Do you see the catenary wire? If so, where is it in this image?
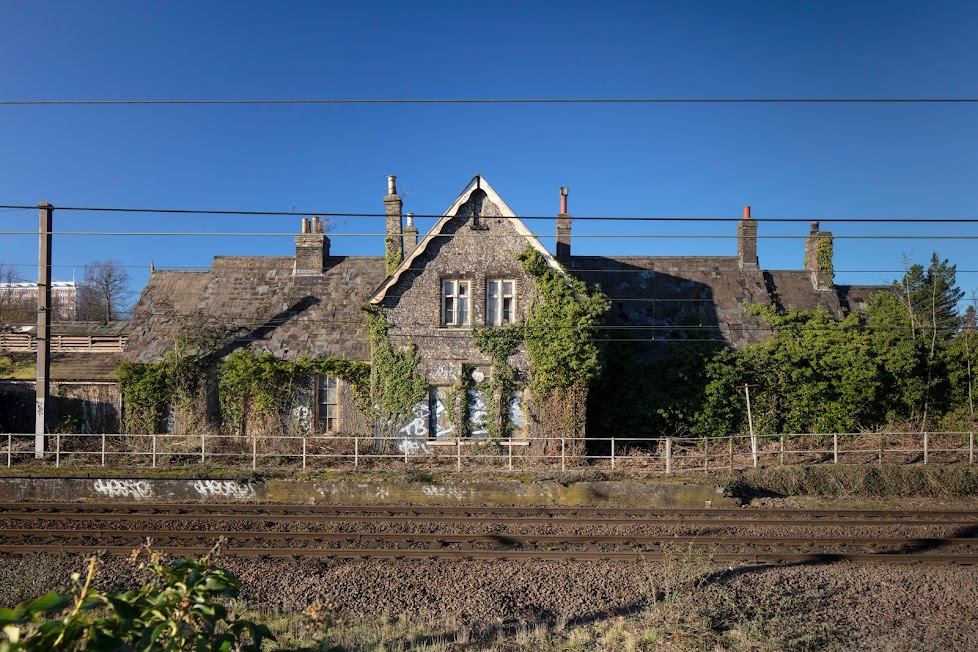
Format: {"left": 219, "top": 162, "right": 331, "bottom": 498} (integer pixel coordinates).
{"left": 2, "top": 203, "right": 977, "bottom": 222}
{"left": 1, "top": 97, "right": 976, "bottom": 105}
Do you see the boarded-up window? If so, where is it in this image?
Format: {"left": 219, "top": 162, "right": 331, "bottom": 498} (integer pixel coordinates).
{"left": 467, "top": 365, "right": 491, "bottom": 438}
{"left": 316, "top": 375, "right": 338, "bottom": 432}
{"left": 430, "top": 386, "right": 455, "bottom": 439}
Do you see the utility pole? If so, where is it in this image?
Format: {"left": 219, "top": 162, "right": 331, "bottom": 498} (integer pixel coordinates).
{"left": 35, "top": 202, "right": 53, "bottom": 459}
{"left": 736, "top": 384, "right": 759, "bottom": 467}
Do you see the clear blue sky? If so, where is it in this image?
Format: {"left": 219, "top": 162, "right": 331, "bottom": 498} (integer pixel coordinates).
{"left": 1, "top": 1, "right": 976, "bottom": 299}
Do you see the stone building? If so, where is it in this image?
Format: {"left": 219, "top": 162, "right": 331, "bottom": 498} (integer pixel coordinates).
{"left": 120, "top": 174, "right": 887, "bottom": 442}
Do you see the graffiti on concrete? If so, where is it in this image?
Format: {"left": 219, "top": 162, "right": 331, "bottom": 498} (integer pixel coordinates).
{"left": 191, "top": 479, "right": 256, "bottom": 500}
{"left": 93, "top": 478, "right": 153, "bottom": 500}
{"left": 421, "top": 484, "right": 471, "bottom": 500}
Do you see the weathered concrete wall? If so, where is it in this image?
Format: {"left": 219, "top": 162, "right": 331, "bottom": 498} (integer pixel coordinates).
{"left": 0, "top": 476, "right": 735, "bottom": 508}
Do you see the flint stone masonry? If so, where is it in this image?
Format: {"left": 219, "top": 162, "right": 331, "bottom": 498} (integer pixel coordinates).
{"left": 379, "top": 188, "right": 537, "bottom": 382}
{"left": 0, "top": 476, "right": 735, "bottom": 508}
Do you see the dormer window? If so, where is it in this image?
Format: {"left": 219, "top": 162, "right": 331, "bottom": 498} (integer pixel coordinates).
{"left": 442, "top": 279, "right": 470, "bottom": 327}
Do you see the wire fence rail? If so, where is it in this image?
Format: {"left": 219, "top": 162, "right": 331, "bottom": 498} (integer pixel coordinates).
{"left": 2, "top": 431, "right": 976, "bottom": 473}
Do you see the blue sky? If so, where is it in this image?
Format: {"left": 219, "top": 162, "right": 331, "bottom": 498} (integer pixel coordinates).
{"left": 1, "top": 1, "right": 976, "bottom": 298}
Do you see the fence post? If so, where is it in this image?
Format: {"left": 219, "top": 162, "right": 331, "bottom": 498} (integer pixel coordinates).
{"left": 878, "top": 433, "right": 884, "bottom": 466}
{"left": 6, "top": 432, "right": 10, "bottom": 468}
{"left": 923, "top": 432, "right": 928, "bottom": 464}
{"left": 729, "top": 433, "right": 733, "bottom": 471}
{"left": 704, "top": 436, "right": 709, "bottom": 472}
{"left": 101, "top": 433, "right": 106, "bottom": 467}
{"left": 611, "top": 438, "right": 616, "bottom": 471}
{"left": 201, "top": 434, "right": 205, "bottom": 465}
{"left": 302, "top": 436, "right": 307, "bottom": 470}
{"left": 354, "top": 437, "right": 359, "bottom": 468}
{"left": 56, "top": 434, "right": 60, "bottom": 468}
{"left": 456, "top": 438, "right": 461, "bottom": 471}
{"left": 780, "top": 436, "right": 785, "bottom": 465}
{"left": 508, "top": 439, "right": 513, "bottom": 470}
{"left": 561, "top": 437, "right": 566, "bottom": 471}
{"left": 833, "top": 433, "right": 838, "bottom": 464}
{"left": 665, "top": 437, "right": 672, "bottom": 474}
{"left": 970, "top": 432, "right": 974, "bottom": 465}
{"left": 152, "top": 433, "right": 157, "bottom": 469}
{"left": 252, "top": 435, "right": 257, "bottom": 471}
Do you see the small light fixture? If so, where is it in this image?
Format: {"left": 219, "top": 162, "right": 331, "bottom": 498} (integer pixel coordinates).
{"left": 472, "top": 369, "right": 486, "bottom": 384}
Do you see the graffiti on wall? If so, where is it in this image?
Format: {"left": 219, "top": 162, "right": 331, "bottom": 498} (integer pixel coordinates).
{"left": 432, "top": 387, "right": 455, "bottom": 439}
{"left": 467, "top": 387, "right": 488, "bottom": 438}
{"left": 396, "top": 402, "right": 430, "bottom": 454}
{"left": 93, "top": 478, "right": 153, "bottom": 500}
{"left": 191, "top": 480, "right": 256, "bottom": 500}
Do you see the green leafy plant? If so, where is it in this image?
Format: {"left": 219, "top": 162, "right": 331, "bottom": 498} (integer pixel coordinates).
{"left": 367, "top": 310, "right": 427, "bottom": 436}
{"left": 0, "top": 542, "right": 275, "bottom": 652}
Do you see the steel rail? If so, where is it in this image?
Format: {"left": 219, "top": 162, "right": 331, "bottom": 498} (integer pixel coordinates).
{"left": 1, "top": 528, "right": 975, "bottom": 550}
{"left": 0, "top": 543, "right": 974, "bottom": 564}
{"left": 2, "top": 502, "right": 977, "bottom": 519}
{"left": 3, "top": 511, "right": 974, "bottom": 528}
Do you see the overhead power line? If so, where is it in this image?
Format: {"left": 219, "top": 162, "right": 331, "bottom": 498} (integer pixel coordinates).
{"left": 1, "top": 204, "right": 976, "bottom": 222}
{"left": 1, "top": 97, "right": 976, "bottom": 105}
{"left": 2, "top": 231, "right": 978, "bottom": 240}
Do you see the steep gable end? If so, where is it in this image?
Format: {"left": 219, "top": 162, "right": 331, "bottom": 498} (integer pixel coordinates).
{"left": 369, "top": 175, "right": 561, "bottom": 305}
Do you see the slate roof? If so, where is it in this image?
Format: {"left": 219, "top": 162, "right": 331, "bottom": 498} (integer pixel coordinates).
{"left": 124, "top": 255, "right": 386, "bottom": 363}
{"left": 568, "top": 256, "right": 773, "bottom": 348}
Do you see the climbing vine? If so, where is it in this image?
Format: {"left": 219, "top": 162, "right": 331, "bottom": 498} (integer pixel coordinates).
{"left": 816, "top": 235, "right": 835, "bottom": 287}
{"left": 367, "top": 309, "right": 427, "bottom": 434}
{"left": 472, "top": 326, "right": 523, "bottom": 438}
{"left": 119, "top": 347, "right": 370, "bottom": 436}
{"left": 517, "top": 247, "right": 610, "bottom": 398}
{"left": 117, "top": 360, "right": 173, "bottom": 435}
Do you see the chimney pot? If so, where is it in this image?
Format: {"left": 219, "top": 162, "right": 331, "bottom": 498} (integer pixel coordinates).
{"left": 301, "top": 218, "right": 310, "bottom": 234}
{"left": 406, "top": 212, "right": 415, "bottom": 228}
{"left": 387, "top": 175, "right": 397, "bottom": 195}
{"left": 743, "top": 206, "right": 751, "bottom": 220}
{"left": 559, "top": 186, "right": 569, "bottom": 215}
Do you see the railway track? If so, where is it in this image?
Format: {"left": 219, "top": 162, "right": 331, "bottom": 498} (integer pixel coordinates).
{"left": 1, "top": 502, "right": 976, "bottom": 564}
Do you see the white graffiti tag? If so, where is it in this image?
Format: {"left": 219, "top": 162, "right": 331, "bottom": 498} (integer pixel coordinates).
{"left": 191, "top": 480, "right": 256, "bottom": 500}
{"left": 93, "top": 479, "right": 153, "bottom": 500}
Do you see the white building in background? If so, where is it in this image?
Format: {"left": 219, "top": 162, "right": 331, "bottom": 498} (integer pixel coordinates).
{"left": 0, "top": 281, "right": 79, "bottom": 321}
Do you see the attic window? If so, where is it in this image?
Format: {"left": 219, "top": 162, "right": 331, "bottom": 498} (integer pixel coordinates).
{"left": 442, "top": 279, "right": 470, "bottom": 327}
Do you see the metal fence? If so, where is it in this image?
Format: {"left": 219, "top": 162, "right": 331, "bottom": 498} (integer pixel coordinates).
{"left": 2, "top": 431, "right": 976, "bottom": 472}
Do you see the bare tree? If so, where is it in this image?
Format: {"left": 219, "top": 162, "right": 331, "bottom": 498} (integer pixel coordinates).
{"left": 77, "top": 260, "right": 134, "bottom": 322}
{"left": 0, "top": 262, "right": 33, "bottom": 325}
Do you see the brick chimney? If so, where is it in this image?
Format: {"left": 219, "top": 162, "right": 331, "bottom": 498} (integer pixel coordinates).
{"left": 556, "top": 186, "right": 571, "bottom": 261}
{"left": 737, "top": 206, "right": 758, "bottom": 268}
{"left": 384, "top": 175, "right": 403, "bottom": 274}
{"left": 403, "top": 212, "right": 419, "bottom": 257}
{"left": 294, "top": 216, "right": 330, "bottom": 276}
{"left": 804, "top": 220, "right": 834, "bottom": 289}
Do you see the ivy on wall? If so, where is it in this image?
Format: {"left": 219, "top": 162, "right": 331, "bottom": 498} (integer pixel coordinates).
{"left": 367, "top": 309, "right": 427, "bottom": 435}
{"left": 517, "top": 247, "right": 610, "bottom": 398}
{"left": 472, "top": 326, "right": 522, "bottom": 438}
{"left": 816, "top": 236, "right": 835, "bottom": 287}
{"left": 118, "top": 349, "right": 370, "bottom": 436}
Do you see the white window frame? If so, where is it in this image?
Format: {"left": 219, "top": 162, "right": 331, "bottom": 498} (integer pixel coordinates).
{"left": 441, "top": 279, "right": 471, "bottom": 327}
{"left": 486, "top": 279, "right": 516, "bottom": 326}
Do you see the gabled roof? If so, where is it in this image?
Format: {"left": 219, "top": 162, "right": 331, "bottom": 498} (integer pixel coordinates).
{"left": 368, "top": 175, "right": 563, "bottom": 305}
